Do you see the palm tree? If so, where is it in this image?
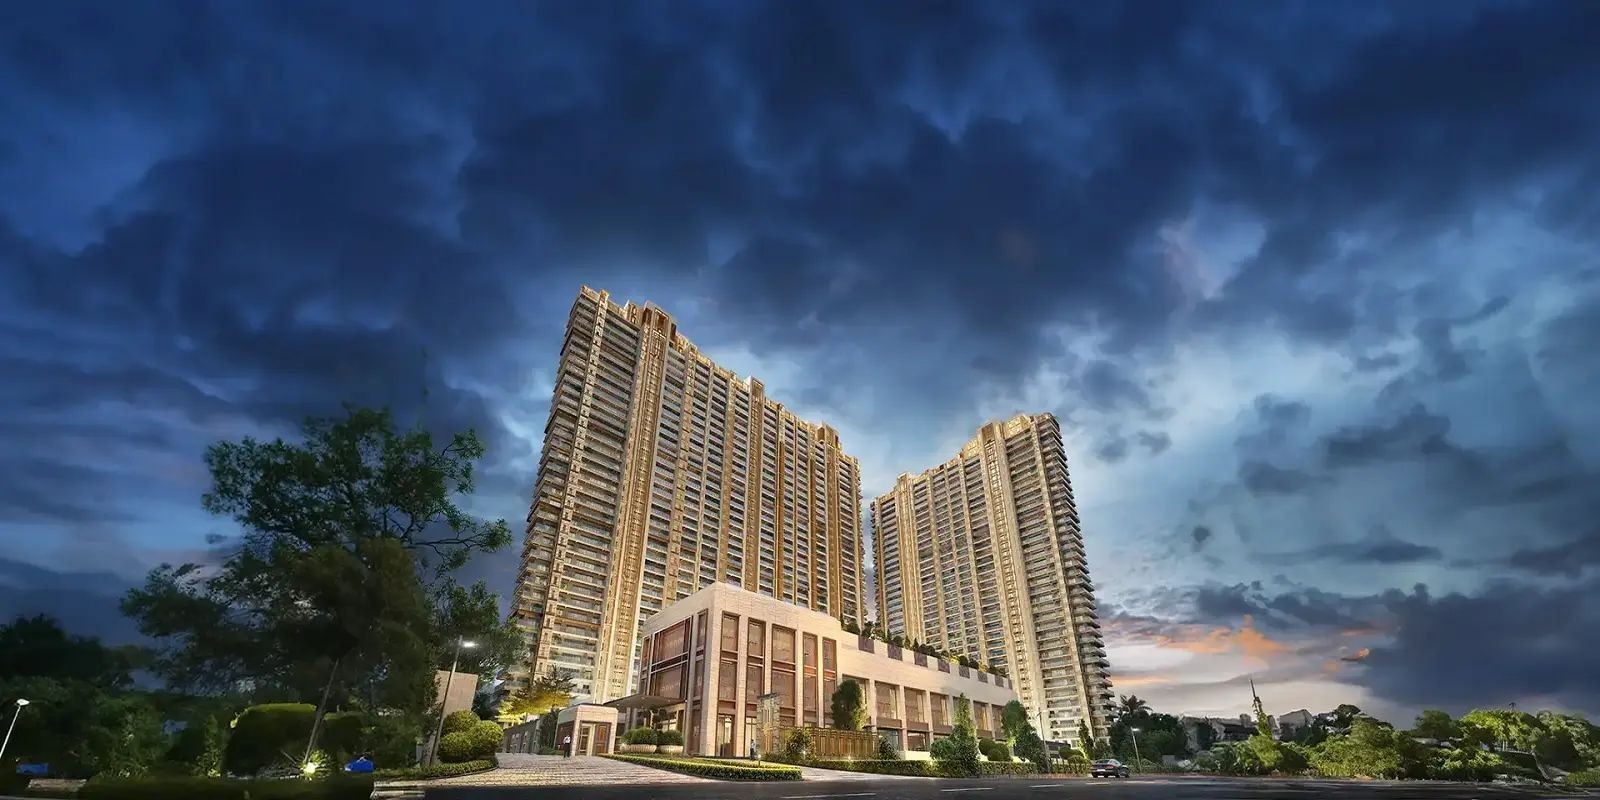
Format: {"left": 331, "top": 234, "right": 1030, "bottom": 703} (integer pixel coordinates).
{"left": 1116, "top": 694, "right": 1150, "bottom": 720}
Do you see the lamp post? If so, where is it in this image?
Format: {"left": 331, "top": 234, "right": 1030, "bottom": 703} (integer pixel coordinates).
{"left": 0, "top": 699, "right": 29, "bottom": 765}
{"left": 1129, "top": 726, "right": 1142, "bottom": 774}
{"left": 428, "top": 640, "right": 478, "bottom": 766}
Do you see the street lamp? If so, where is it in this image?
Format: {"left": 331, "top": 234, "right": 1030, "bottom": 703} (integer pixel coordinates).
{"left": 428, "top": 640, "right": 478, "bottom": 766}
{"left": 1129, "top": 726, "right": 1142, "bottom": 774}
{"left": 0, "top": 699, "right": 30, "bottom": 765}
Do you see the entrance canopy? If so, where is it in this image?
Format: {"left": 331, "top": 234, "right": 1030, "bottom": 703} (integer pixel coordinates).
{"left": 604, "top": 693, "right": 683, "bottom": 711}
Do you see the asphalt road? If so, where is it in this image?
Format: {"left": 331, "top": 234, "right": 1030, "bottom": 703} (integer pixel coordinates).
{"left": 425, "top": 774, "right": 1583, "bottom": 800}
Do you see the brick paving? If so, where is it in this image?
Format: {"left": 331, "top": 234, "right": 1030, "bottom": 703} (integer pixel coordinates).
{"left": 406, "top": 753, "right": 713, "bottom": 787}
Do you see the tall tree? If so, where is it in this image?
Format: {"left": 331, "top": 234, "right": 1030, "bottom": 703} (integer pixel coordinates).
{"left": 1116, "top": 694, "right": 1150, "bottom": 721}
{"left": 122, "top": 406, "right": 511, "bottom": 709}
{"left": 0, "top": 615, "right": 140, "bottom": 687}
{"left": 1410, "top": 709, "right": 1459, "bottom": 741}
{"left": 501, "top": 668, "right": 576, "bottom": 720}
{"left": 830, "top": 680, "right": 866, "bottom": 731}
{"left": 1000, "top": 700, "right": 1031, "bottom": 745}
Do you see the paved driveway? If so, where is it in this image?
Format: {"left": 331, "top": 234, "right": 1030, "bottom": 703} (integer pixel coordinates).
{"left": 420, "top": 753, "right": 713, "bottom": 787}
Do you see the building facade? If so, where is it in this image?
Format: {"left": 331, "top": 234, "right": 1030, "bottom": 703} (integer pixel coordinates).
{"left": 630, "top": 583, "right": 1017, "bottom": 758}
{"left": 512, "top": 287, "right": 867, "bottom": 702}
{"left": 871, "top": 413, "right": 1113, "bottom": 741}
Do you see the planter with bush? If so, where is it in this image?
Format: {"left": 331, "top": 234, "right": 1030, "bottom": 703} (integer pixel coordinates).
{"left": 656, "top": 729, "right": 685, "bottom": 755}
{"left": 620, "top": 727, "right": 659, "bottom": 754}
{"left": 603, "top": 755, "right": 800, "bottom": 780}
{"left": 78, "top": 776, "right": 374, "bottom": 800}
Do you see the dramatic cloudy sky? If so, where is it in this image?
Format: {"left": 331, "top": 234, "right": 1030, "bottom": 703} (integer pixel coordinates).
{"left": 4, "top": 1, "right": 1598, "bottom": 723}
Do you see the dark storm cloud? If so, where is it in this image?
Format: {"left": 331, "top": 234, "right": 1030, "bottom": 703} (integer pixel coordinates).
{"left": 1237, "top": 460, "right": 1317, "bottom": 496}
{"left": 1259, "top": 530, "right": 1443, "bottom": 567}
{"left": 0, "top": 557, "right": 141, "bottom": 644}
{"left": 1136, "top": 431, "right": 1172, "bottom": 455}
{"left": 1364, "top": 580, "right": 1600, "bottom": 713}
{"left": 1501, "top": 529, "right": 1600, "bottom": 578}
{"left": 2, "top": 0, "right": 1600, "bottom": 716}
{"left": 1354, "top": 352, "right": 1402, "bottom": 372}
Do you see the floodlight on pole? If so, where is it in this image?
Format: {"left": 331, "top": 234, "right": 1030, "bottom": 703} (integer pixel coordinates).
{"left": 1, "top": 699, "right": 31, "bottom": 765}
{"left": 428, "top": 639, "right": 480, "bottom": 765}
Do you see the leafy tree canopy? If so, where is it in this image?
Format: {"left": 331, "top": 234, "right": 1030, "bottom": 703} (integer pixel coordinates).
{"left": 0, "top": 615, "right": 142, "bottom": 687}
{"left": 1000, "top": 700, "right": 1030, "bottom": 745}
{"left": 1410, "top": 709, "right": 1460, "bottom": 741}
{"left": 501, "top": 668, "right": 576, "bottom": 721}
{"left": 830, "top": 679, "right": 867, "bottom": 731}
{"left": 121, "top": 406, "right": 511, "bottom": 711}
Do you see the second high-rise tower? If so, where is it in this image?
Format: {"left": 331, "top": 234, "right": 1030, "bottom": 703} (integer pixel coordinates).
{"left": 872, "top": 413, "right": 1113, "bottom": 741}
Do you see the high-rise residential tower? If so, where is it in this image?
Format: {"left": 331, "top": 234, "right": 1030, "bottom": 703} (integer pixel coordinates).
{"left": 512, "top": 287, "right": 866, "bottom": 702}
{"left": 871, "top": 413, "right": 1113, "bottom": 741}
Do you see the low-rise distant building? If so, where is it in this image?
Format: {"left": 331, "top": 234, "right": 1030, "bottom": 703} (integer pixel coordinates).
{"left": 1180, "top": 715, "right": 1257, "bottom": 752}
{"left": 613, "top": 582, "right": 1018, "bottom": 758}
{"left": 1276, "top": 709, "right": 1315, "bottom": 739}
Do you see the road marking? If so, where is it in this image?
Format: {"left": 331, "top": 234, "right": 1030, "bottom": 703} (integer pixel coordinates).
{"left": 939, "top": 789, "right": 992, "bottom": 793}
{"left": 780, "top": 794, "right": 876, "bottom": 799}
{"left": 1028, "top": 784, "right": 1063, "bottom": 788}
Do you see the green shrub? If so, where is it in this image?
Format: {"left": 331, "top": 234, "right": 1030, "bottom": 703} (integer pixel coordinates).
{"left": 318, "top": 713, "right": 364, "bottom": 761}
{"left": 1427, "top": 746, "right": 1505, "bottom": 781}
{"left": 978, "top": 738, "right": 1011, "bottom": 762}
{"left": 876, "top": 734, "right": 902, "bottom": 760}
{"left": 436, "top": 721, "right": 502, "bottom": 764}
{"left": 657, "top": 729, "right": 684, "bottom": 747}
{"left": 931, "top": 696, "right": 982, "bottom": 777}
{"left": 781, "top": 728, "right": 813, "bottom": 762}
{"left": 436, "top": 733, "right": 473, "bottom": 763}
{"left": 79, "top": 775, "right": 373, "bottom": 800}
{"left": 223, "top": 704, "right": 316, "bottom": 776}
{"left": 1565, "top": 768, "right": 1600, "bottom": 787}
{"left": 623, "top": 727, "right": 659, "bottom": 745}
{"left": 360, "top": 713, "right": 423, "bottom": 769}
{"left": 809, "top": 759, "right": 933, "bottom": 776}
{"left": 603, "top": 755, "right": 800, "bottom": 781}
{"left": 372, "top": 759, "right": 495, "bottom": 781}
{"left": 440, "top": 710, "right": 479, "bottom": 737}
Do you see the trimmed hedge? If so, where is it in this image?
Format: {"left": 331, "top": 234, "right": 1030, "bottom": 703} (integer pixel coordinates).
{"left": 656, "top": 729, "right": 684, "bottom": 747}
{"left": 224, "top": 704, "right": 316, "bottom": 776}
{"left": 438, "top": 721, "right": 503, "bottom": 763}
{"left": 604, "top": 755, "right": 800, "bottom": 781}
{"left": 809, "top": 759, "right": 935, "bottom": 777}
{"left": 623, "top": 727, "right": 658, "bottom": 745}
{"left": 978, "top": 762, "right": 1037, "bottom": 776}
{"left": 372, "top": 759, "right": 495, "bottom": 781}
{"left": 977, "top": 739, "right": 1011, "bottom": 762}
{"left": 78, "top": 776, "right": 374, "bottom": 800}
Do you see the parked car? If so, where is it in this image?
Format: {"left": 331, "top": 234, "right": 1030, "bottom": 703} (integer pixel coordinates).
{"left": 1090, "top": 758, "right": 1131, "bottom": 778}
